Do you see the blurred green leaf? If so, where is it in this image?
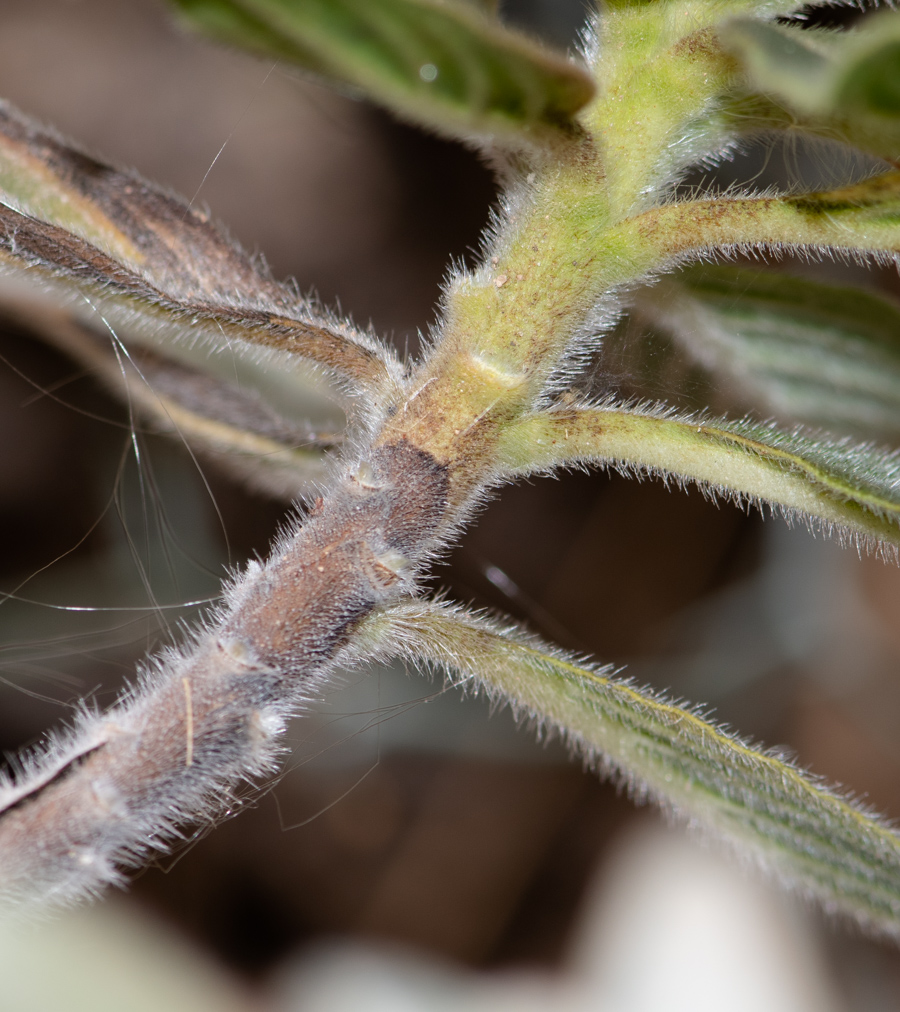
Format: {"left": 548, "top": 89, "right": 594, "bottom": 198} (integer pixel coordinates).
{"left": 365, "top": 598, "right": 900, "bottom": 937}
{"left": 169, "top": 0, "right": 594, "bottom": 143}
{"left": 719, "top": 17, "right": 831, "bottom": 114}
{"left": 720, "top": 13, "right": 900, "bottom": 161}
{"left": 630, "top": 266, "right": 900, "bottom": 441}
{"left": 497, "top": 404, "right": 900, "bottom": 552}
{"left": 9, "top": 304, "right": 339, "bottom": 501}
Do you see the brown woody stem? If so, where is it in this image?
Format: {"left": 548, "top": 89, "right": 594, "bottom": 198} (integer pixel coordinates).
{"left": 0, "top": 435, "right": 449, "bottom": 906}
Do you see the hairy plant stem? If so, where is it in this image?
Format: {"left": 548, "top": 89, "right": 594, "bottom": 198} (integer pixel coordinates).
{"left": 8, "top": 1, "right": 897, "bottom": 906}
{"left": 0, "top": 135, "right": 623, "bottom": 905}
{"left": 6, "top": 0, "right": 900, "bottom": 927}
{"left": 0, "top": 434, "right": 450, "bottom": 905}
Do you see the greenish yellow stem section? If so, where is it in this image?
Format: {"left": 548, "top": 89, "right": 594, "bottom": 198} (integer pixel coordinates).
{"left": 383, "top": 27, "right": 900, "bottom": 513}
{"left": 589, "top": 4, "right": 737, "bottom": 216}
{"left": 377, "top": 171, "right": 900, "bottom": 504}
{"left": 382, "top": 0, "right": 771, "bottom": 478}
{"left": 379, "top": 148, "right": 617, "bottom": 497}
{"left": 496, "top": 408, "right": 900, "bottom": 547}
{"left": 409, "top": 142, "right": 900, "bottom": 457}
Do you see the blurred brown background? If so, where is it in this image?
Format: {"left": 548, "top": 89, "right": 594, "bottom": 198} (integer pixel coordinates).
{"left": 2, "top": 0, "right": 900, "bottom": 1008}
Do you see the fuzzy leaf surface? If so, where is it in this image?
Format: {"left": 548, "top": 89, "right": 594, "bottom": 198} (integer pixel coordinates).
{"left": 497, "top": 405, "right": 900, "bottom": 552}
{"left": 169, "top": 0, "right": 594, "bottom": 143}
{"left": 362, "top": 599, "right": 900, "bottom": 936}
{"left": 614, "top": 172, "right": 900, "bottom": 282}
{"left": 0, "top": 102, "right": 401, "bottom": 403}
{"left": 631, "top": 266, "right": 900, "bottom": 440}
{"left": 720, "top": 14, "right": 900, "bottom": 161}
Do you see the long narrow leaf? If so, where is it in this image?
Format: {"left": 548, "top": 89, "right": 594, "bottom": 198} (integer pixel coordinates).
{"left": 496, "top": 404, "right": 900, "bottom": 553}
{"left": 630, "top": 266, "right": 900, "bottom": 441}
{"left": 0, "top": 102, "right": 402, "bottom": 403}
{"left": 0, "top": 101, "right": 287, "bottom": 306}
{"left": 169, "top": 0, "right": 594, "bottom": 143}
{"left": 359, "top": 598, "right": 900, "bottom": 936}
{"left": 613, "top": 173, "right": 900, "bottom": 286}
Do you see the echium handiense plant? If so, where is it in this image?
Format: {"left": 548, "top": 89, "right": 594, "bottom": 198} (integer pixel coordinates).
{"left": 3, "top": 0, "right": 900, "bottom": 938}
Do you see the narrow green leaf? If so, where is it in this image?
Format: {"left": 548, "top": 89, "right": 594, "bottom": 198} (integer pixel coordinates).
{"left": 631, "top": 266, "right": 900, "bottom": 441}
{"left": 720, "top": 13, "right": 900, "bottom": 162}
{"left": 599, "top": 0, "right": 823, "bottom": 18}
{"left": 496, "top": 404, "right": 900, "bottom": 553}
{"left": 361, "top": 599, "right": 900, "bottom": 937}
{"left": 613, "top": 172, "right": 900, "bottom": 286}
{"left": 168, "top": 0, "right": 594, "bottom": 143}
{"left": 0, "top": 200, "right": 395, "bottom": 403}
